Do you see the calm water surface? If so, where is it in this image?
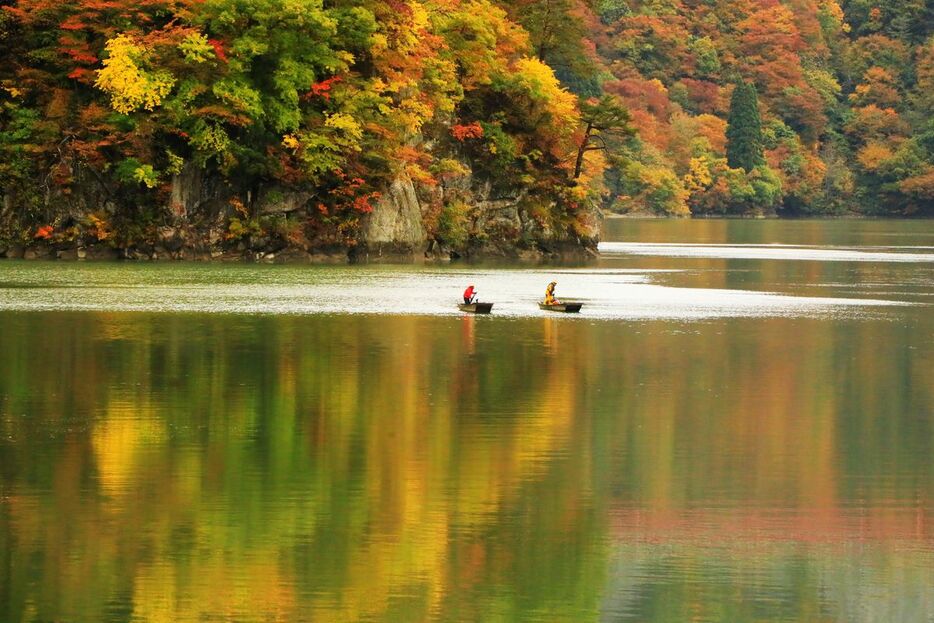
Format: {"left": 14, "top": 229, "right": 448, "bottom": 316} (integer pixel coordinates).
{"left": 1, "top": 220, "right": 932, "bottom": 622}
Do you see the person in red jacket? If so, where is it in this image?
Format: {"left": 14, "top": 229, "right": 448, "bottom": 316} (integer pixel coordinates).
{"left": 463, "top": 285, "right": 476, "bottom": 304}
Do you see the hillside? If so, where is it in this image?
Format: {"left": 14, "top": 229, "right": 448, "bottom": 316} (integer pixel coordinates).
{"left": 0, "top": 0, "right": 932, "bottom": 260}
{"left": 512, "top": 0, "right": 934, "bottom": 217}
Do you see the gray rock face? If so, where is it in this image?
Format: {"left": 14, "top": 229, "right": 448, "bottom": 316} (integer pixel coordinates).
{"left": 23, "top": 245, "right": 50, "bottom": 260}
{"left": 474, "top": 201, "right": 523, "bottom": 239}
{"left": 361, "top": 176, "right": 427, "bottom": 259}
{"left": 430, "top": 174, "right": 598, "bottom": 259}
{"left": 157, "top": 226, "right": 189, "bottom": 252}
{"left": 257, "top": 188, "right": 310, "bottom": 215}
{"left": 2, "top": 244, "right": 25, "bottom": 259}
{"left": 169, "top": 163, "right": 234, "bottom": 222}
{"left": 2, "top": 158, "right": 598, "bottom": 263}
{"left": 170, "top": 165, "right": 200, "bottom": 219}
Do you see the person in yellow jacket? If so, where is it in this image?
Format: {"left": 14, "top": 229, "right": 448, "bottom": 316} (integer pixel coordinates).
{"left": 544, "top": 281, "right": 559, "bottom": 305}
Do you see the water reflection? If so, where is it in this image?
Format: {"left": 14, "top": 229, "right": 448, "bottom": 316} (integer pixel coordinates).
{"left": 599, "top": 241, "right": 934, "bottom": 263}
{"left": 2, "top": 220, "right": 933, "bottom": 622}
{"left": 0, "top": 262, "right": 908, "bottom": 319}
{"left": 1, "top": 307, "right": 932, "bottom": 622}
{"left": 601, "top": 219, "right": 934, "bottom": 305}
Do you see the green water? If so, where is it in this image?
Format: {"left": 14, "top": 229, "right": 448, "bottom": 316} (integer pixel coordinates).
{"left": 1, "top": 220, "right": 932, "bottom": 622}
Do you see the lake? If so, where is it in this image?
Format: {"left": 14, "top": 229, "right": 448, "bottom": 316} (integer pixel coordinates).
{"left": 1, "top": 219, "right": 932, "bottom": 622}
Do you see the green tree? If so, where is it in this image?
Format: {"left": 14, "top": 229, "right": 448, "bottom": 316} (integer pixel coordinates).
{"left": 726, "top": 82, "right": 764, "bottom": 172}
{"left": 499, "top": 0, "right": 599, "bottom": 95}
{"left": 574, "top": 94, "right": 634, "bottom": 179}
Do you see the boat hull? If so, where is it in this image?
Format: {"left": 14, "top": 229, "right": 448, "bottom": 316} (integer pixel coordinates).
{"left": 458, "top": 302, "right": 494, "bottom": 314}
{"left": 539, "top": 302, "right": 583, "bottom": 313}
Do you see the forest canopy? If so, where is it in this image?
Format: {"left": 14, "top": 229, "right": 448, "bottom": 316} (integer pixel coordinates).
{"left": 0, "top": 0, "right": 932, "bottom": 252}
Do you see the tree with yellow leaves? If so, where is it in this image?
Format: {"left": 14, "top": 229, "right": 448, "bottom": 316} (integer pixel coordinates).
{"left": 95, "top": 35, "right": 176, "bottom": 114}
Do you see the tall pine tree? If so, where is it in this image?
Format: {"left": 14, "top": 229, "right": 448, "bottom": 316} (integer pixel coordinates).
{"left": 726, "top": 82, "right": 764, "bottom": 172}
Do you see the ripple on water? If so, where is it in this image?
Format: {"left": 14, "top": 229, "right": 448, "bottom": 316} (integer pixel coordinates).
{"left": 0, "top": 263, "right": 910, "bottom": 320}
{"left": 599, "top": 242, "right": 934, "bottom": 263}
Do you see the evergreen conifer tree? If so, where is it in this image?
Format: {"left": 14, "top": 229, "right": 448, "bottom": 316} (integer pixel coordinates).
{"left": 726, "top": 82, "right": 764, "bottom": 172}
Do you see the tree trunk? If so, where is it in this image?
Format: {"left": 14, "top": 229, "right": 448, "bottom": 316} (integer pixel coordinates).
{"left": 574, "top": 123, "right": 593, "bottom": 179}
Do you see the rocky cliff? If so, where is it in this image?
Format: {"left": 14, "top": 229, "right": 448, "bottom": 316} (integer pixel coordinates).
{"left": 0, "top": 165, "right": 599, "bottom": 263}
{"left": 359, "top": 176, "right": 427, "bottom": 261}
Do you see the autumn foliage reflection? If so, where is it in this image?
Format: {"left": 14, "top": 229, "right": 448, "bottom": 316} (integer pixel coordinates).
{"left": 0, "top": 307, "right": 932, "bottom": 621}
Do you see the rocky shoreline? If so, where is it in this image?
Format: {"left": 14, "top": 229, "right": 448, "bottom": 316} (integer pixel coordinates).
{"left": 0, "top": 236, "right": 598, "bottom": 264}
{"left": 0, "top": 167, "right": 600, "bottom": 264}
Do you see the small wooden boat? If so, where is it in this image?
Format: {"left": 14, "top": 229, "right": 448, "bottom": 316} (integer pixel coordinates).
{"left": 458, "top": 302, "right": 494, "bottom": 314}
{"left": 539, "top": 302, "right": 583, "bottom": 313}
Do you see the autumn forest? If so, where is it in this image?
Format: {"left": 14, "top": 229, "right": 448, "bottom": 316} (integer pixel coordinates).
{"left": 0, "top": 0, "right": 933, "bottom": 256}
